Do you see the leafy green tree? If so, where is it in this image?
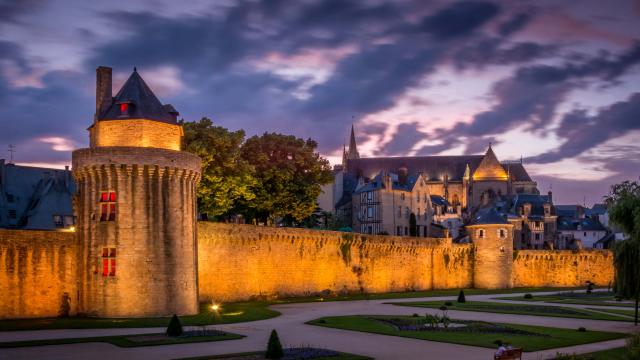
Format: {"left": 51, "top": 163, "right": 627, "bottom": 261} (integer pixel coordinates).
{"left": 605, "top": 180, "right": 640, "bottom": 325}
{"left": 240, "top": 133, "right": 333, "bottom": 225}
{"left": 182, "top": 118, "right": 256, "bottom": 219}
{"left": 265, "top": 329, "right": 284, "bottom": 359}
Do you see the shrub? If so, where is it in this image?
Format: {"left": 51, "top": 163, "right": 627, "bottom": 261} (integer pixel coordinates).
{"left": 625, "top": 332, "right": 640, "bottom": 360}
{"left": 577, "top": 327, "right": 586, "bottom": 332}
{"left": 457, "top": 290, "right": 466, "bottom": 303}
{"left": 166, "top": 314, "right": 183, "bottom": 337}
{"left": 524, "top": 293, "right": 533, "bottom": 299}
{"left": 412, "top": 313, "right": 419, "bottom": 317}
{"left": 493, "top": 339, "right": 503, "bottom": 346}
{"left": 445, "top": 301, "right": 453, "bottom": 306}
{"left": 266, "top": 329, "right": 284, "bottom": 359}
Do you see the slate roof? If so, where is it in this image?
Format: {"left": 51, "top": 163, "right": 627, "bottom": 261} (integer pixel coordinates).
{"left": 511, "top": 193, "right": 553, "bottom": 217}
{"left": 346, "top": 155, "right": 483, "bottom": 182}
{"left": 557, "top": 217, "right": 607, "bottom": 231}
{"left": 345, "top": 156, "right": 532, "bottom": 183}
{"left": 430, "top": 195, "right": 448, "bottom": 207}
{"left": 555, "top": 205, "right": 583, "bottom": 218}
{"left": 472, "top": 208, "right": 509, "bottom": 225}
{"left": 98, "top": 69, "right": 178, "bottom": 124}
{"left": 585, "top": 203, "right": 607, "bottom": 216}
{"left": 0, "top": 161, "right": 75, "bottom": 230}
{"left": 353, "top": 172, "right": 422, "bottom": 193}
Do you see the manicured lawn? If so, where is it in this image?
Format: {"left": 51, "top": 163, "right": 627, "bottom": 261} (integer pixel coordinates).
{"left": 276, "top": 287, "right": 588, "bottom": 303}
{"left": 0, "top": 331, "right": 243, "bottom": 348}
{"left": 0, "top": 287, "right": 589, "bottom": 332}
{"left": 552, "top": 347, "right": 627, "bottom": 359}
{"left": 177, "top": 349, "right": 372, "bottom": 360}
{"left": 390, "top": 300, "right": 633, "bottom": 322}
{"left": 307, "top": 315, "right": 627, "bottom": 352}
{"left": 587, "top": 308, "right": 637, "bottom": 318}
{"left": 495, "top": 291, "right": 635, "bottom": 308}
{"left": 0, "top": 302, "right": 279, "bottom": 332}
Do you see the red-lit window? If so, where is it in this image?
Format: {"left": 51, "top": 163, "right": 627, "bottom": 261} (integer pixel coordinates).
{"left": 101, "top": 247, "right": 116, "bottom": 276}
{"left": 99, "top": 191, "right": 116, "bottom": 221}
{"left": 120, "top": 103, "right": 128, "bottom": 114}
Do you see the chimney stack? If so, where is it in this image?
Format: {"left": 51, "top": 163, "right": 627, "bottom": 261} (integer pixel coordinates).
{"left": 95, "top": 66, "right": 112, "bottom": 119}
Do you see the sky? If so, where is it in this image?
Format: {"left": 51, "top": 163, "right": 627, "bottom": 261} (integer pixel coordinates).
{"left": 0, "top": 0, "right": 639, "bottom": 206}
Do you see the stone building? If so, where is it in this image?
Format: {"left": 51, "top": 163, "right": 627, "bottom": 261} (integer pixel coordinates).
{"left": 467, "top": 208, "right": 514, "bottom": 289}
{"left": 352, "top": 171, "right": 432, "bottom": 236}
{"left": 72, "top": 66, "right": 201, "bottom": 317}
{"left": 333, "top": 127, "right": 538, "bottom": 234}
{"left": 507, "top": 193, "right": 557, "bottom": 249}
{"left": 0, "top": 160, "right": 75, "bottom": 230}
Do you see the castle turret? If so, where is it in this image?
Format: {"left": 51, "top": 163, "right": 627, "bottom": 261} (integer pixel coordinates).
{"left": 468, "top": 209, "right": 513, "bottom": 289}
{"left": 72, "top": 66, "right": 201, "bottom": 317}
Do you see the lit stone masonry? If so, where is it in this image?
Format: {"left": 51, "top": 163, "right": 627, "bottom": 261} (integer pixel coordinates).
{"left": 72, "top": 148, "right": 200, "bottom": 317}
{"left": 69, "top": 66, "right": 201, "bottom": 318}
{"left": 89, "top": 119, "right": 183, "bottom": 150}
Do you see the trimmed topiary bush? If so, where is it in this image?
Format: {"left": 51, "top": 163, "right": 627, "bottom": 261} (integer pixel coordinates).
{"left": 524, "top": 293, "right": 533, "bottom": 299}
{"left": 578, "top": 327, "right": 587, "bottom": 332}
{"left": 166, "top": 314, "right": 183, "bottom": 337}
{"left": 457, "top": 290, "right": 466, "bottom": 303}
{"left": 412, "top": 313, "right": 419, "bottom": 317}
{"left": 266, "top": 329, "right": 284, "bottom": 359}
{"left": 445, "top": 301, "right": 453, "bottom": 306}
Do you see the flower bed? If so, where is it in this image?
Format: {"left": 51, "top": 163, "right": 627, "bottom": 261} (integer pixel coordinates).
{"left": 372, "top": 317, "right": 547, "bottom": 337}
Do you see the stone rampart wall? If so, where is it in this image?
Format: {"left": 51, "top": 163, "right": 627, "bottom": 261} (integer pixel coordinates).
{"left": 0, "top": 230, "right": 77, "bottom": 319}
{"left": 197, "top": 223, "right": 473, "bottom": 302}
{"left": 512, "top": 250, "right": 614, "bottom": 287}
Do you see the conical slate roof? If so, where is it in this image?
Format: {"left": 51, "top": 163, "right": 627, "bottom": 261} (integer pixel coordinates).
{"left": 98, "top": 69, "right": 178, "bottom": 124}
{"left": 472, "top": 145, "right": 508, "bottom": 181}
{"left": 347, "top": 125, "right": 360, "bottom": 160}
{"left": 472, "top": 208, "right": 509, "bottom": 225}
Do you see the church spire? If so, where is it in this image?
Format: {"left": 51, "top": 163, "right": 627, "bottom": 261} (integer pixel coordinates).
{"left": 347, "top": 124, "right": 360, "bottom": 160}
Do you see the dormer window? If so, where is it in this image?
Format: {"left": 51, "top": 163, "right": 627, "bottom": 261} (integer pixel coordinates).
{"left": 118, "top": 101, "right": 132, "bottom": 117}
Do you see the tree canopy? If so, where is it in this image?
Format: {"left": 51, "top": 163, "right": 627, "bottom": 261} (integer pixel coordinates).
{"left": 240, "top": 132, "right": 333, "bottom": 225}
{"left": 604, "top": 180, "right": 640, "bottom": 325}
{"left": 182, "top": 118, "right": 256, "bottom": 219}
{"left": 182, "top": 119, "right": 332, "bottom": 225}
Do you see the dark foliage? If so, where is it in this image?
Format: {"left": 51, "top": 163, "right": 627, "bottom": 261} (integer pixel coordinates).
{"left": 457, "top": 290, "right": 466, "bottom": 303}
{"left": 166, "top": 314, "right": 183, "bottom": 337}
{"left": 266, "top": 329, "right": 284, "bottom": 359}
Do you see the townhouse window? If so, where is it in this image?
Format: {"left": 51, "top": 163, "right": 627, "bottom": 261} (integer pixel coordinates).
{"left": 401, "top": 193, "right": 405, "bottom": 200}
{"left": 535, "top": 233, "right": 541, "bottom": 241}
{"left": 367, "top": 191, "right": 373, "bottom": 200}
{"left": 397, "top": 226, "right": 402, "bottom": 236}
{"left": 64, "top": 215, "right": 75, "bottom": 227}
{"left": 416, "top": 192, "right": 420, "bottom": 202}
{"left": 477, "top": 229, "right": 485, "bottom": 239}
{"left": 584, "top": 232, "right": 587, "bottom": 237}
{"left": 8, "top": 209, "right": 16, "bottom": 219}
{"left": 404, "top": 227, "right": 408, "bottom": 236}
{"left": 498, "top": 228, "right": 507, "bottom": 239}
{"left": 6, "top": 193, "right": 14, "bottom": 203}
{"left": 101, "top": 247, "right": 116, "bottom": 276}
{"left": 367, "top": 207, "right": 373, "bottom": 218}
{"left": 398, "top": 206, "right": 402, "bottom": 217}
{"left": 53, "top": 215, "right": 64, "bottom": 228}
{"left": 99, "top": 191, "right": 117, "bottom": 222}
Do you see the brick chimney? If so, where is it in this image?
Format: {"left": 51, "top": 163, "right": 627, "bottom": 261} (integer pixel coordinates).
{"left": 95, "top": 66, "right": 112, "bottom": 119}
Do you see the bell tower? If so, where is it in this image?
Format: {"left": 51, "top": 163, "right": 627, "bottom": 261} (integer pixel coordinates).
{"left": 72, "top": 66, "right": 201, "bottom": 317}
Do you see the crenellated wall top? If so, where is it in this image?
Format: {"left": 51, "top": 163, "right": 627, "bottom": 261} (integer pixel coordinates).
{"left": 72, "top": 147, "right": 201, "bottom": 175}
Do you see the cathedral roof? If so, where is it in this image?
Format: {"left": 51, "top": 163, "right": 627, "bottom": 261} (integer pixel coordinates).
{"left": 97, "top": 69, "right": 178, "bottom": 124}
{"left": 346, "top": 155, "right": 484, "bottom": 182}
{"left": 472, "top": 145, "right": 508, "bottom": 181}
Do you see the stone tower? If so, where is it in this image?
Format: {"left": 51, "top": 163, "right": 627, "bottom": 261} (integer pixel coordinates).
{"left": 468, "top": 209, "right": 514, "bottom": 289}
{"left": 72, "top": 66, "right": 201, "bottom": 317}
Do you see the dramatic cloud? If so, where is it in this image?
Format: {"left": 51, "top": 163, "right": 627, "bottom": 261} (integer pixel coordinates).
{"left": 0, "top": 0, "right": 639, "bottom": 203}
{"left": 527, "top": 93, "right": 640, "bottom": 163}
